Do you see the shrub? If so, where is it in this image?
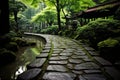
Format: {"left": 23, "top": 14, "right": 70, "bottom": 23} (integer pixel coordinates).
{"left": 0, "top": 48, "right": 16, "bottom": 65}
{"left": 97, "top": 38, "right": 120, "bottom": 63}
{"left": 11, "top": 37, "right": 27, "bottom": 47}
{"left": 115, "top": 6, "right": 120, "bottom": 20}
{"left": 75, "top": 19, "right": 120, "bottom": 48}
{"left": 4, "top": 42, "right": 19, "bottom": 52}
{"left": 98, "top": 38, "right": 119, "bottom": 48}
{"left": 41, "top": 25, "right": 58, "bottom": 34}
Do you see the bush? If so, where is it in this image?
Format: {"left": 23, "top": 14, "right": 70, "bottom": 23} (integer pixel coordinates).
{"left": 98, "top": 38, "right": 119, "bottom": 48}
{"left": 11, "top": 37, "right": 28, "bottom": 47}
{"left": 0, "top": 48, "right": 16, "bottom": 65}
{"left": 4, "top": 42, "right": 19, "bottom": 52}
{"left": 97, "top": 38, "right": 120, "bottom": 63}
{"left": 75, "top": 19, "right": 120, "bottom": 48}
{"left": 41, "top": 25, "right": 58, "bottom": 35}
{"left": 115, "top": 6, "right": 120, "bottom": 20}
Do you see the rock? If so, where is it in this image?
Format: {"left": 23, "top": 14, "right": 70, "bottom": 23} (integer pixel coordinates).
{"left": 79, "top": 74, "right": 106, "bottom": 80}
{"left": 84, "top": 70, "right": 101, "bottom": 74}
{"left": 94, "top": 57, "right": 112, "bottom": 66}
{"left": 68, "top": 59, "right": 83, "bottom": 64}
{"left": 36, "top": 53, "right": 48, "bottom": 58}
{"left": 74, "top": 62, "right": 100, "bottom": 70}
{"left": 49, "top": 61, "right": 67, "bottom": 65}
{"left": 17, "top": 68, "right": 41, "bottom": 80}
{"left": 47, "top": 65, "right": 68, "bottom": 72}
{"left": 43, "top": 72, "right": 76, "bottom": 80}
{"left": 27, "top": 58, "right": 46, "bottom": 69}
{"left": 104, "top": 67, "right": 120, "bottom": 80}
{"left": 60, "top": 52, "right": 72, "bottom": 56}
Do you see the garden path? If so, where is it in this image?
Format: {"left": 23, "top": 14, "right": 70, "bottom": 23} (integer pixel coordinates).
{"left": 17, "top": 33, "right": 120, "bottom": 80}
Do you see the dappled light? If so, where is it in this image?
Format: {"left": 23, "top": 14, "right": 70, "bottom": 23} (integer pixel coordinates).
{"left": 0, "top": 0, "right": 120, "bottom": 80}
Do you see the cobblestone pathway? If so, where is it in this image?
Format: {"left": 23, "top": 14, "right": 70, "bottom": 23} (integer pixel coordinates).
{"left": 17, "top": 33, "right": 120, "bottom": 80}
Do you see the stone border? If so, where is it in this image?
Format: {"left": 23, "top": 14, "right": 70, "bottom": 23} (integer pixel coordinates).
{"left": 17, "top": 33, "right": 51, "bottom": 80}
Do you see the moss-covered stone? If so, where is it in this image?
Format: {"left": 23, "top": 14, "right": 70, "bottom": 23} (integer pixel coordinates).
{"left": 98, "top": 38, "right": 119, "bottom": 48}
{"left": 97, "top": 38, "right": 120, "bottom": 63}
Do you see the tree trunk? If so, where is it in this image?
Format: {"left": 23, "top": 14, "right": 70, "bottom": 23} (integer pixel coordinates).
{"left": 0, "top": 0, "right": 10, "bottom": 36}
{"left": 56, "top": 0, "right": 61, "bottom": 31}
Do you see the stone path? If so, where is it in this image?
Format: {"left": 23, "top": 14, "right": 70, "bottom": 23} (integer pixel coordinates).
{"left": 17, "top": 33, "right": 120, "bottom": 80}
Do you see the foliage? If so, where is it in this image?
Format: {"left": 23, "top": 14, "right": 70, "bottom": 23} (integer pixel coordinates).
{"left": 31, "top": 7, "right": 57, "bottom": 24}
{"left": 115, "top": 6, "right": 120, "bottom": 20}
{"left": 97, "top": 38, "right": 120, "bottom": 63}
{"left": 75, "top": 19, "right": 120, "bottom": 47}
{"left": 98, "top": 38, "right": 119, "bottom": 48}
{"left": 0, "top": 48, "right": 16, "bottom": 65}
{"left": 20, "top": 0, "right": 96, "bottom": 31}
{"left": 4, "top": 42, "right": 19, "bottom": 52}
{"left": 40, "top": 25, "right": 58, "bottom": 34}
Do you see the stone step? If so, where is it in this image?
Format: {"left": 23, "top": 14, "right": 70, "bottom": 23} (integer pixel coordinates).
{"left": 17, "top": 68, "right": 41, "bottom": 80}
{"left": 27, "top": 58, "right": 46, "bottom": 69}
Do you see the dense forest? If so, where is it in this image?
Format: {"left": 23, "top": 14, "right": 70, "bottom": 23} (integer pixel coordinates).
{"left": 0, "top": 0, "right": 120, "bottom": 79}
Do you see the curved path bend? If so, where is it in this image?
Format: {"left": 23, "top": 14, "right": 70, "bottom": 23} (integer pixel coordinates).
{"left": 17, "top": 33, "right": 120, "bottom": 80}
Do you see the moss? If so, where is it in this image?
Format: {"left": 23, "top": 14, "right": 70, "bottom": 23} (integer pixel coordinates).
{"left": 11, "top": 37, "right": 28, "bottom": 47}
{"left": 97, "top": 38, "right": 120, "bottom": 63}
{"left": 0, "top": 48, "right": 16, "bottom": 65}
{"left": 98, "top": 38, "right": 119, "bottom": 48}
{"left": 76, "top": 19, "right": 120, "bottom": 48}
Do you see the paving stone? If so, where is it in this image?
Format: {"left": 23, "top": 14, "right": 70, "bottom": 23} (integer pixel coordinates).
{"left": 83, "top": 58, "right": 92, "bottom": 62}
{"left": 79, "top": 75, "right": 86, "bottom": 80}
{"left": 41, "top": 49, "right": 50, "bottom": 53}
{"left": 104, "top": 67, "right": 120, "bottom": 80}
{"left": 36, "top": 53, "right": 48, "bottom": 58}
{"left": 50, "top": 57, "right": 60, "bottom": 61}
{"left": 71, "top": 55, "right": 89, "bottom": 59}
{"left": 77, "top": 49, "right": 84, "bottom": 51}
{"left": 44, "top": 46, "right": 51, "bottom": 49}
{"left": 72, "top": 70, "right": 83, "bottom": 74}
{"left": 53, "top": 48, "right": 64, "bottom": 51}
{"left": 53, "top": 50, "right": 61, "bottom": 54}
{"left": 43, "top": 72, "right": 76, "bottom": 80}
{"left": 60, "top": 52, "right": 72, "bottom": 56}
{"left": 84, "top": 46, "right": 95, "bottom": 51}
{"left": 94, "top": 57, "right": 112, "bottom": 66}
{"left": 68, "top": 59, "right": 83, "bottom": 64}
{"left": 44, "top": 44, "right": 51, "bottom": 47}
{"left": 59, "top": 56, "right": 69, "bottom": 60}
{"left": 74, "top": 62, "right": 100, "bottom": 70}
{"left": 76, "top": 50, "right": 84, "bottom": 53}
{"left": 48, "top": 56, "right": 67, "bottom": 60}
{"left": 80, "top": 74, "right": 107, "bottom": 80}
{"left": 88, "top": 51, "right": 99, "bottom": 56}
{"left": 74, "top": 52, "right": 86, "bottom": 56}
{"left": 17, "top": 68, "right": 41, "bottom": 80}
{"left": 67, "top": 64, "right": 73, "bottom": 69}
{"left": 84, "top": 70, "right": 101, "bottom": 74}
{"left": 27, "top": 58, "right": 46, "bottom": 69}
{"left": 51, "top": 54, "right": 59, "bottom": 57}
{"left": 49, "top": 61, "right": 67, "bottom": 65}
{"left": 47, "top": 65, "right": 68, "bottom": 72}
{"left": 62, "top": 50, "right": 74, "bottom": 53}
